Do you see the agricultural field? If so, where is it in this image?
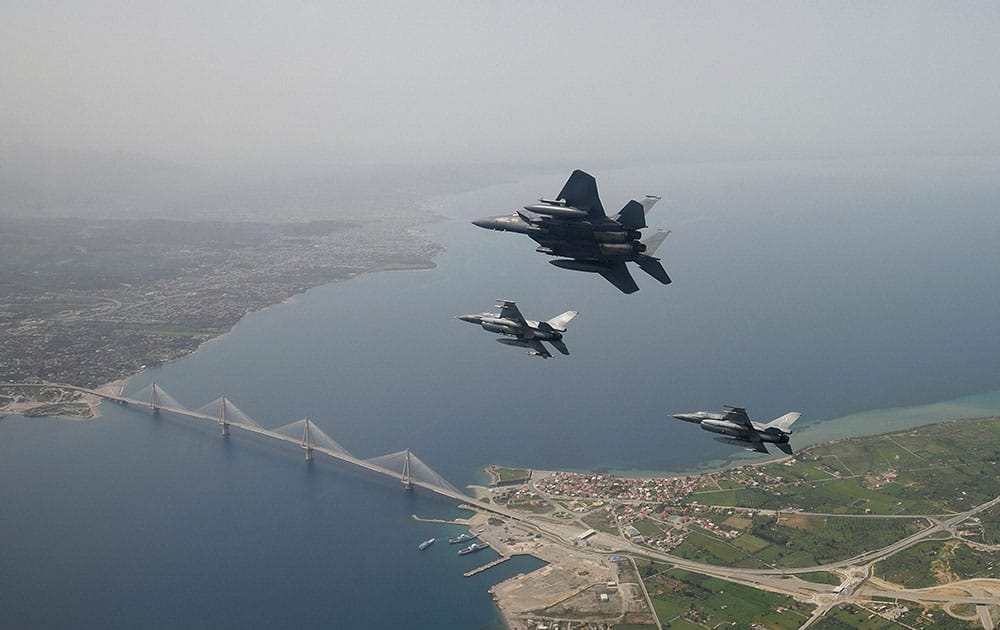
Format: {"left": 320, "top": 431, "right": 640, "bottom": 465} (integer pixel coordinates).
{"left": 582, "top": 510, "right": 618, "bottom": 535}
{"left": 670, "top": 529, "right": 769, "bottom": 569}
{"left": 671, "top": 514, "right": 925, "bottom": 568}
{"left": 875, "top": 540, "right": 1000, "bottom": 588}
{"left": 978, "top": 502, "right": 1000, "bottom": 545}
{"left": 486, "top": 465, "right": 531, "bottom": 484}
{"left": 636, "top": 561, "right": 814, "bottom": 629}
{"left": 797, "top": 571, "right": 841, "bottom": 585}
{"left": 689, "top": 477, "right": 938, "bottom": 514}
{"left": 811, "top": 603, "right": 977, "bottom": 629}
{"left": 690, "top": 417, "right": 1000, "bottom": 515}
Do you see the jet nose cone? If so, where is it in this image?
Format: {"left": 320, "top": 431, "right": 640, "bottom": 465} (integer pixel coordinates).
{"left": 672, "top": 413, "right": 700, "bottom": 423}
{"left": 472, "top": 215, "right": 507, "bottom": 230}
{"left": 457, "top": 315, "right": 479, "bottom": 323}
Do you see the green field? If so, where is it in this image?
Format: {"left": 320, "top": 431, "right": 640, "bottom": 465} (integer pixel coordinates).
{"left": 810, "top": 602, "right": 978, "bottom": 629}
{"left": 797, "top": 571, "right": 841, "bottom": 585}
{"left": 977, "top": 502, "right": 1000, "bottom": 545}
{"left": 631, "top": 517, "right": 666, "bottom": 537}
{"left": 582, "top": 510, "right": 618, "bottom": 534}
{"left": 487, "top": 465, "right": 531, "bottom": 484}
{"left": 699, "top": 418, "right": 1000, "bottom": 515}
{"left": 671, "top": 514, "right": 925, "bottom": 568}
{"left": 810, "top": 604, "right": 908, "bottom": 629}
{"left": 670, "top": 528, "right": 769, "bottom": 569}
{"left": 874, "top": 541, "right": 949, "bottom": 588}
{"left": 636, "top": 561, "right": 814, "bottom": 629}
{"left": 875, "top": 539, "right": 1000, "bottom": 588}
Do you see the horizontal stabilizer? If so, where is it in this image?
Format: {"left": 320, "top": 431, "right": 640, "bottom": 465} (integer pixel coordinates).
{"left": 598, "top": 263, "right": 639, "bottom": 294}
{"left": 774, "top": 442, "right": 794, "bottom": 455}
{"left": 616, "top": 200, "right": 647, "bottom": 230}
{"left": 549, "top": 339, "right": 570, "bottom": 355}
{"left": 714, "top": 437, "right": 769, "bottom": 454}
{"left": 636, "top": 256, "right": 672, "bottom": 285}
{"left": 496, "top": 337, "right": 551, "bottom": 358}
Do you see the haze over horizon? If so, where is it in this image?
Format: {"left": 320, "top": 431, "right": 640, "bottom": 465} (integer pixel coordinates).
{"left": 4, "top": 2, "right": 1000, "bottom": 171}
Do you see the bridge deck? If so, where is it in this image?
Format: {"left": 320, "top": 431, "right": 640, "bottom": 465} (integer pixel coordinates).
{"left": 92, "top": 388, "right": 472, "bottom": 503}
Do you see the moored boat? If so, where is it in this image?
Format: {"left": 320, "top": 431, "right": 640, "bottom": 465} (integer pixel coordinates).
{"left": 457, "top": 542, "right": 490, "bottom": 555}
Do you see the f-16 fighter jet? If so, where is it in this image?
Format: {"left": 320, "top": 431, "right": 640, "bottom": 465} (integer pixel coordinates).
{"left": 472, "top": 170, "right": 671, "bottom": 294}
{"left": 457, "top": 300, "right": 577, "bottom": 359}
{"left": 672, "top": 406, "right": 801, "bottom": 455}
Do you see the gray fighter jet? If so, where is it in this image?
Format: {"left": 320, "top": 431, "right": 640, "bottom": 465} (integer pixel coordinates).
{"left": 472, "top": 170, "right": 671, "bottom": 294}
{"left": 672, "top": 406, "right": 801, "bottom": 454}
{"left": 457, "top": 300, "right": 578, "bottom": 358}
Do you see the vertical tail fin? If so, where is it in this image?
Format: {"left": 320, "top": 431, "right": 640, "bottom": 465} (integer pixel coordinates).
{"left": 545, "top": 310, "right": 578, "bottom": 332}
{"left": 641, "top": 230, "right": 671, "bottom": 256}
{"left": 640, "top": 195, "right": 661, "bottom": 215}
{"left": 763, "top": 412, "right": 801, "bottom": 433}
{"left": 616, "top": 200, "right": 647, "bottom": 229}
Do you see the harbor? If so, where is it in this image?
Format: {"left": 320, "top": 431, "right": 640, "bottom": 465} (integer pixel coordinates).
{"left": 464, "top": 555, "right": 510, "bottom": 577}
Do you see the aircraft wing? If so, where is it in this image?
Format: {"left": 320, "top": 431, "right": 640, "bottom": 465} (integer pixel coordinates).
{"left": 722, "top": 406, "right": 753, "bottom": 429}
{"left": 495, "top": 300, "right": 528, "bottom": 328}
{"left": 714, "top": 437, "right": 770, "bottom": 454}
{"left": 556, "top": 170, "right": 606, "bottom": 218}
{"left": 597, "top": 262, "right": 640, "bottom": 294}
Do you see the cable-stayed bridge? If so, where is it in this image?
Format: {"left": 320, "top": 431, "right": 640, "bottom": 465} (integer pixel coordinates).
{"left": 76, "top": 382, "right": 468, "bottom": 502}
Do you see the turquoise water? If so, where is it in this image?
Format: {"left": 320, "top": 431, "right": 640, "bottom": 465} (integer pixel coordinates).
{"left": 2, "top": 156, "right": 998, "bottom": 627}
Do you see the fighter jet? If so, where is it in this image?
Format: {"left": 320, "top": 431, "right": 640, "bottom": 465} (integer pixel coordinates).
{"left": 472, "top": 170, "right": 671, "bottom": 294}
{"left": 457, "top": 300, "right": 577, "bottom": 358}
{"left": 672, "top": 406, "right": 801, "bottom": 455}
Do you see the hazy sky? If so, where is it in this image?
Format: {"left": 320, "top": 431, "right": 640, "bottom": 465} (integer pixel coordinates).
{"left": 3, "top": 1, "right": 1000, "bottom": 166}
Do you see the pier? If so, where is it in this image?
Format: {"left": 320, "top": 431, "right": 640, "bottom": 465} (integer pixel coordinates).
{"left": 464, "top": 555, "right": 510, "bottom": 577}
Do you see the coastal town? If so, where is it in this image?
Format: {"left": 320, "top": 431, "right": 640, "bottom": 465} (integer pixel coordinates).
{"left": 459, "top": 418, "right": 1000, "bottom": 629}
{"left": 0, "top": 212, "right": 441, "bottom": 400}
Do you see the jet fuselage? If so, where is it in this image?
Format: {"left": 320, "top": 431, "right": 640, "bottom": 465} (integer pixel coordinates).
{"left": 473, "top": 212, "right": 646, "bottom": 263}
{"left": 698, "top": 419, "right": 791, "bottom": 445}
{"left": 457, "top": 314, "right": 563, "bottom": 342}
{"left": 673, "top": 409, "right": 796, "bottom": 448}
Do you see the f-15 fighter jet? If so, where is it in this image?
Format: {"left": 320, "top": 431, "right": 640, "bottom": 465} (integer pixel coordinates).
{"left": 672, "top": 406, "right": 801, "bottom": 454}
{"left": 472, "top": 170, "right": 671, "bottom": 294}
{"left": 457, "top": 300, "right": 577, "bottom": 359}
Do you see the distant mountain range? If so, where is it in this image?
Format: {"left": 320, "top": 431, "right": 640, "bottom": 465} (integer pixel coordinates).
{"left": 0, "top": 144, "right": 227, "bottom": 219}
{"left": 0, "top": 144, "right": 552, "bottom": 221}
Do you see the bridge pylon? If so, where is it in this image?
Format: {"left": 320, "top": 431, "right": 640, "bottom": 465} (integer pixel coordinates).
{"left": 218, "top": 395, "right": 230, "bottom": 437}
{"left": 150, "top": 382, "right": 161, "bottom": 416}
{"left": 401, "top": 448, "right": 413, "bottom": 491}
{"left": 301, "top": 417, "right": 314, "bottom": 461}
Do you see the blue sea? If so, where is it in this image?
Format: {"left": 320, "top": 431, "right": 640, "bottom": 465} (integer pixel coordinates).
{"left": 2, "top": 156, "right": 999, "bottom": 628}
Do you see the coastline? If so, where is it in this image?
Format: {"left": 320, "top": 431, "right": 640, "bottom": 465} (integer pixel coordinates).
{"left": 0, "top": 216, "right": 447, "bottom": 422}
{"left": 593, "top": 387, "right": 1000, "bottom": 480}
{"left": 480, "top": 414, "right": 1000, "bottom": 630}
